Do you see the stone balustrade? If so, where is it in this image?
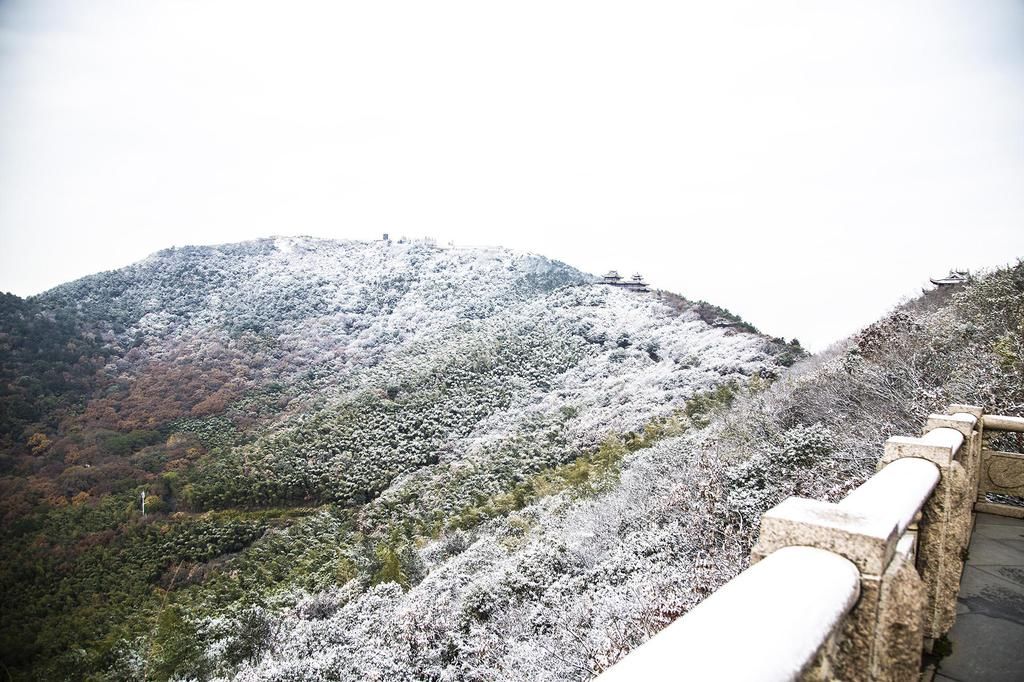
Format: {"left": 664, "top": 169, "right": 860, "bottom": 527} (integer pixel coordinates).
{"left": 597, "top": 404, "right": 1024, "bottom": 681}
{"left": 977, "top": 413, "right": 1024, "bottom": 520}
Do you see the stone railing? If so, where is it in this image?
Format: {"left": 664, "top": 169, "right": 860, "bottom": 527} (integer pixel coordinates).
{"left": 597, "top": 404, "right": 1024, "bottom": 682}
{"left": 976, "top": 414, "right": 1024, "bottom": 518}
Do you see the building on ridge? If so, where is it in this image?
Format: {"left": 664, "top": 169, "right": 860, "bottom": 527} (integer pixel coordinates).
{"left": 930, "top": 270, "right": 971, "bottom": 287}
{"left": 602, "top": 270, "right": 649, "bottom": 292}
{"left": 602, "top": 270, "right": 624, "bottom": 285}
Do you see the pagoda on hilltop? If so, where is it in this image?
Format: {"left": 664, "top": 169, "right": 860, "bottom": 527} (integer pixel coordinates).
{"left": 626, "top": 273, "right": 649, "bottom": 292}
{"left": 602, "top": 270, "right": 649, "bottom": 292}
{"left": 930, "top": 270, "right": 971, "bottom": 287}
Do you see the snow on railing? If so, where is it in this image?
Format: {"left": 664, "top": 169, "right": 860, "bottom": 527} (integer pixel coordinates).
{"left": 598, "top": 405, "right": 1024, "bottom": 681}
{"left": 839, "top": 457, "right": 939, "bottom": 538}
{"left": 594, "top": 547, "right": 860, "bottom": 682}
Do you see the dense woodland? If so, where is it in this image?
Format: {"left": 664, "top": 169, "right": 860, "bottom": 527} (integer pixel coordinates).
{"left": 2, "top": 240, "right": 1019, "bottom": 680}
{"left": 0, "top": 239, "right": 799, "bottom": 680}
{"left": 224, "top": 261, "right": 1023, "bottom": 681}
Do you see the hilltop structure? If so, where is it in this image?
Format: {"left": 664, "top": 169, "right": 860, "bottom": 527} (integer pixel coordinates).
{"left": 602, "top": 270, "right": 650, "bottom": 292}
{"left": 930, "top": 269, "right": 971, "bottom": 287}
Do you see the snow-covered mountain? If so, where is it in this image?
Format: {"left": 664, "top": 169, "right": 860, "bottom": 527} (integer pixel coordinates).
{"left": 210, "top": 257, "right": 1024, "bottom": 682}
{"left": 5, "top": 240, "right": 1020, "bottom": 681}
{"left": 0, "top": 237, "right": 802, "bottom": 680}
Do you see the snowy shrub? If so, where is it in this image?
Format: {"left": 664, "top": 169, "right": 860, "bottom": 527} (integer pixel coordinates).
{"left": 724, "top": 422, "right": 836, "bottom": 522}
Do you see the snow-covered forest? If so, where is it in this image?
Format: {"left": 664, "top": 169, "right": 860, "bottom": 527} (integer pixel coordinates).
{"left": 0, "top": 238, "right": 798, "bottom": 680}
{"left": 1, "top": 239, "right": 1020, "bottom": 681}
{"left": 217, "top": 258, "right": 1024, "bottom": 682}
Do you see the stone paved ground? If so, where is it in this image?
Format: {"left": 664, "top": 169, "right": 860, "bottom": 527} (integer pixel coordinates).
{"left": 938, "top": 512, "right": 1024, "bottom": 682}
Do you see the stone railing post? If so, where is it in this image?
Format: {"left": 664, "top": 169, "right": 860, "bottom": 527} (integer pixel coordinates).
{"left": 878, "top": 404, "right": 982, "bottom": 642}
{"left": 751, "top": 495, "right": 925, "bottom": 681}
{"left": 942, "top": 404, "right": 986, "bottom": 495}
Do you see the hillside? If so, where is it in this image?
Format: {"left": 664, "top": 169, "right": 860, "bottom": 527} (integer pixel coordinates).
{"left": 217, "top": 261, "right": 1024, "bottom": 682}
{"left": 0, "top": 237, "right": 800, "bottom": 680}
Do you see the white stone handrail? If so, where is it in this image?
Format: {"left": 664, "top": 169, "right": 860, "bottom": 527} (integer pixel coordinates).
{"left": 839, "top": 456, "right": 939, "bottom": 537}
{"left": 594, "top": 547, "right": 860, "bottom": 682}
{"left": 599, "top": 405, "right": 1024, "bottom": 681}
{"left": 883, "top": 427, "right": 965, "bottom": 467}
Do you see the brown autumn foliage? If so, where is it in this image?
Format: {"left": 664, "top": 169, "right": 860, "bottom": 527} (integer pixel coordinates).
{"left": 27, "top": 433, "right": 53, "bottom": 456}
{"left": 79, "top": 357, "right": 251, "bottom": 432}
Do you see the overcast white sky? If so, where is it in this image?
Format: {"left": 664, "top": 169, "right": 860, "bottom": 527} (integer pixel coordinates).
{"left": 1, "top": 1, "right": 1022, "bottom": 350}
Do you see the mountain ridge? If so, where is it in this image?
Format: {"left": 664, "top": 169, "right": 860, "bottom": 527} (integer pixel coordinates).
{"left": 0, "top": 236, "right": 799, "bottom": 680}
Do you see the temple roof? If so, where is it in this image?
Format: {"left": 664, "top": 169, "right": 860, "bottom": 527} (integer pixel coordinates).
{"left": 930, "top": 270, "right": 970, "bottom": 286}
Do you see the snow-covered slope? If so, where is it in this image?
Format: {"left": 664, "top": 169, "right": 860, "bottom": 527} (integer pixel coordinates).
{"left": 0, "top": 237, "right": 801, "bottom": 680}
{"left": 31, "top": 237, "right": 793, "bottom": 512}
{"left": 212, "top": 260, "right": 1024, "bottom": 682}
